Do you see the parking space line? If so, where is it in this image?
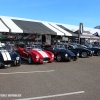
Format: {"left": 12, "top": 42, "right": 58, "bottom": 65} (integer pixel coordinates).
{"left": 14, "top": 91, "right": 85, "bottom": 100}
{"left": 0, "top": 70, "right": 55, "bottom": 75}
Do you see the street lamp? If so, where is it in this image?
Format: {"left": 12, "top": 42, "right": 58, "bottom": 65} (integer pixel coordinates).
{"left": 78, "top": 23, "right": 83, "bottom": 44}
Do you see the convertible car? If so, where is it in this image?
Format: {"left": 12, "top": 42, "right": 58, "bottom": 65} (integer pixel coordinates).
{"left": 83, "top": 44, "right": 100, "bottom": 56}
{"left": 44, "top": 45, "right": 79, "bottom": 62}
{"left": 0, "top": 44, "right": 21, "bottom": 68}
{"left": 66, "top": 43, "right": 93, "bottom": 58}
{"left": 18, "top": 44, "right": 54, "bottom": 64}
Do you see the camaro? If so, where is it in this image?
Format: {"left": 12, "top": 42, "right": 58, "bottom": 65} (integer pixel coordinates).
{"left": 18, "top": 44, "right": 54, "bottom": 64}
{"left": 66, "top": 43, "right": 93, "bottom": 58}
{"left": 0, "top": 44, "right": 21, "bottom": 68}
{"left": 44, "top": 45, "right": 79, "bottom": 62}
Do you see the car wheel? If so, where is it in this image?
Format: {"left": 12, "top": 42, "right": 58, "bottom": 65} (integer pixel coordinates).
{"left": 81, "top": 52, "right": 87, "bottom": 58}
{"left": 97, "top": 51, "right": 100, "bottom": 56}
{"left": 28, "top": 55, "right": 32, "bottom": 64}
{"left": 0, "top": 64, "right": 3, "bottom": 69}
{"left": 73, "top": 57, "right": 77, "bottom": 61}
{"left": 14, "top": 60, "right": 21, "bottom": 66}
{"left": 56, "top": 54, "right": 62, "bottom": 62}
{"left": 16, "top": 60, "right": 21, "bottom": 66}
{"left": 67, "top": 57, "right": 71, "bottom": 62}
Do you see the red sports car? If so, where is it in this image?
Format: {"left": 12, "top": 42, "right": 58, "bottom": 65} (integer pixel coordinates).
{"left": 18, "top": 44, "right": 54, "bottom": 64}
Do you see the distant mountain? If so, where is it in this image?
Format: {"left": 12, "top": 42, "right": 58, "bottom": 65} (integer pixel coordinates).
{"left": 94, "top": 26, "right": 100, "bottom": 29}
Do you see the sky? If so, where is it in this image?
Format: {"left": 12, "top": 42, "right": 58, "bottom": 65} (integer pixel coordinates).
{"left": 0, "top": 0, "right": 100, "bottom": 28}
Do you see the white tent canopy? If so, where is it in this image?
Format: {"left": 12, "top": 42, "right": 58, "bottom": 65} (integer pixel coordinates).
{"left": 61, "top": 24, "right": 79, "bottom": 32}
{"left": 84, "top": 27, "right": 100, "bottom": 36}
{"left": 0, "top": 17, "right": 23, "bottom": 33}
{"left": 42, "top": 22, "right": 64, "bottom": 36}
{"left": 49, "top": 23, "right": 72, "bottom": 36}
{"left": 0, "top": 19, "right": 9, "bottom": 32}
{"left": 80, "top": 35, "right": 99, "bottom": 39}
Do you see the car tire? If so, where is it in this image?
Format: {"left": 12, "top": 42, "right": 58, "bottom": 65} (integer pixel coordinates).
{"left": 28, "top": 55, "right": 32, "bottom": 64}
{"left": 67, "top": 57, "right": 71, "bottom": 62}
{"left": 16, "top": 60, "right": 21, "bottom": 66}
{"left": 73, "top": 57, "right": 77, "bottom": 61}
{"left": 81, "top": 52, "right": 87, "bottom": 58}
{"left": 56, "top": 54, "right": 62, "bottom": 62}
{"left": 0, "top": 64, "right": 4, "bottom": 69}
{"left": 97, "top": 51, "right": 100, "bottom": 56}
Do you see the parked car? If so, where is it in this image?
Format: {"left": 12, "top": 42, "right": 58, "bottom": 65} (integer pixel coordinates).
{"left": 18, "top": 44, "right": 54, "bottom": 64}
{"left": 44, "top": 44, "right": 79, "bottom": 62}
{"left": 66, "top": 43, "right": 93, "bottom": 58}
{"left": 0, "top": 44, "right": 21, "bottom": 68}
{"left": 83, "top": 44, "right": 100, "bottom": 56}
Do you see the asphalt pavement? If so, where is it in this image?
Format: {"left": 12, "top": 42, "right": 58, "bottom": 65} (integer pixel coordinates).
{"left": 0, "top": 56, "right": 100, "bottom": 100}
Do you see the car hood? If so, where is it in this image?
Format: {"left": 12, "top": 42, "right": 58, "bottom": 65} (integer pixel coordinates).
{"left": 58, "top": 49, "right": 76, "bottom": 56}
{"left": 29, "top": 49, "right": 49, "bottom": 58}
{"left": 0, "top": 50, "right": 19, "bottom": 62}
{"left": 76, "top": 48, "right": 91, "bottom": 51}
{"left": 88, "top": 47, "right": 100, "bottom": 50}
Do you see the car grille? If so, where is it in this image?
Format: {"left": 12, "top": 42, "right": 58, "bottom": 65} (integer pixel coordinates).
{"left": 3, "top": 61, "right": 13, "bottom": 65}
{"left": 42, "top": 57, "right": 50, "bottom": 61}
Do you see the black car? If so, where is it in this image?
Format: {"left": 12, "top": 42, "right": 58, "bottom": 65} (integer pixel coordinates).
{"left": 83, "top": 44, "right": 100, "bottom": 56}
{"left": 44, "top": 45, "right": 79, "bottom": 62}
{"left": 66, "top": 43, "right": 93, "bottom": 58}
{"left": 0, "top": 44, "right": 21, "bottom": 68}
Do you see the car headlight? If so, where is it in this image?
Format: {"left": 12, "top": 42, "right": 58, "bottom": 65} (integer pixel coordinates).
{"left": 65, "top": 54, "right": 68, "bottom": 57}
{"left": 77, "top": 53, "right": 79, "bottom": 56}
{"left": 92, "top": 50, "right": 94, "bottom": 53}
{"left": 52, "top": 54, "right": 54, "bottom": 58}
{"left": 36, "top": 55, "right": 39, "bottom": 59}
{"left": 16, "top": 57, "right": 20, "bottom": 60}
{"left": 90, "top": 50, "right": 93, "bottom": 54}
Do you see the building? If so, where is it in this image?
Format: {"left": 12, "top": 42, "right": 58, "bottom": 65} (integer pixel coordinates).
{"left": 0, "top": 15, "right": 100, "bottom": 45}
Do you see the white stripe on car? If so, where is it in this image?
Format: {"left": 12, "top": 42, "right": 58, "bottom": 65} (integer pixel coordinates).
{"left": 1, "top": 50, "right": 11, "bottom": 61}
{"left": 37, "top": 51, "right": 48, "bottom": 57}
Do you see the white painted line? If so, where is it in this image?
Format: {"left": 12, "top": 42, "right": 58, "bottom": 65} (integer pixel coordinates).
{"left": 0, "top": 70, "right": 54, "bottom": 75}
{"left": 14, "top": 91, "right": 85, "bottom": 100}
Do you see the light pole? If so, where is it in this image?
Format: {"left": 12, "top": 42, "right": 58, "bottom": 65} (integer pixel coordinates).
{"left": 79, "top": 23, "right": 83, "bottom": 44}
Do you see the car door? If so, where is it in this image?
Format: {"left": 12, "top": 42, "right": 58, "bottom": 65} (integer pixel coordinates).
{"left": 22, "top": 48, "right": 29, "bottom": 59}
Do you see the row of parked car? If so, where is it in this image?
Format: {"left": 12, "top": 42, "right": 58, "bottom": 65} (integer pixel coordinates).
{"left": 0, "top": 42, "right": 100, "bottom": 68}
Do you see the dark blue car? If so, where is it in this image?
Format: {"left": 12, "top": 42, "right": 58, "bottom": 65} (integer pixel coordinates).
{"left": 0, "top": 44, "right": 21, "bottom": 68}
{"left": 66, "top": 43, "right": 93, "bottom": 58}
{"left": 83, "top": 44, "right": 100, "bottom": 56}
{"left": 44, "top": 45, "right": 79, "bottom": 62}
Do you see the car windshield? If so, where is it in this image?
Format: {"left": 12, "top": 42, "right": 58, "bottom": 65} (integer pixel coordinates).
{"left": 72, "top": 44, "right": 86, "bottom": 49}
{"left": 71, "top": 44, "right": 78, "bottom": 49}
{"left": 54, "top": 45, "right": 66, "bottom": 49}
{"left": 86, "top": 44, "right": 99, "bottom": 48}
{"left": 77, "top": 44, "right": 86, "bottom": 48}
{"left": 25, "top": 45, "right": 42, "bottom": 50}
{"left": 86, "top": 44, "right": 93, "bottom": 48}
{"left": 32, "top": 45, "right": 42, "bottom": 50}
{"left": 25, "top": 46, "right": 32, "bottom": 50}
{"left": 0, "top": 45, "right": 13, "bottom": 51}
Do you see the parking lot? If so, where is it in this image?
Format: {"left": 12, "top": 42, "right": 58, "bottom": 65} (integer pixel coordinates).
{"left": 0, "top": 56, "right": 100, "bottom": 100}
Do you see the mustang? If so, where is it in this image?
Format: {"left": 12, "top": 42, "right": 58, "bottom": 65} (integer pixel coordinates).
{"left": 66, "top": 43, "right": 93, "bottom": 58}
{"left": 18, "top": 44, "right": 54, "bottom": 64}
{"left": 0, "top": 44, "right": 21, "bottom": 68}
{"left": 44, "top": 45, "right": 79, "bottom": 62}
